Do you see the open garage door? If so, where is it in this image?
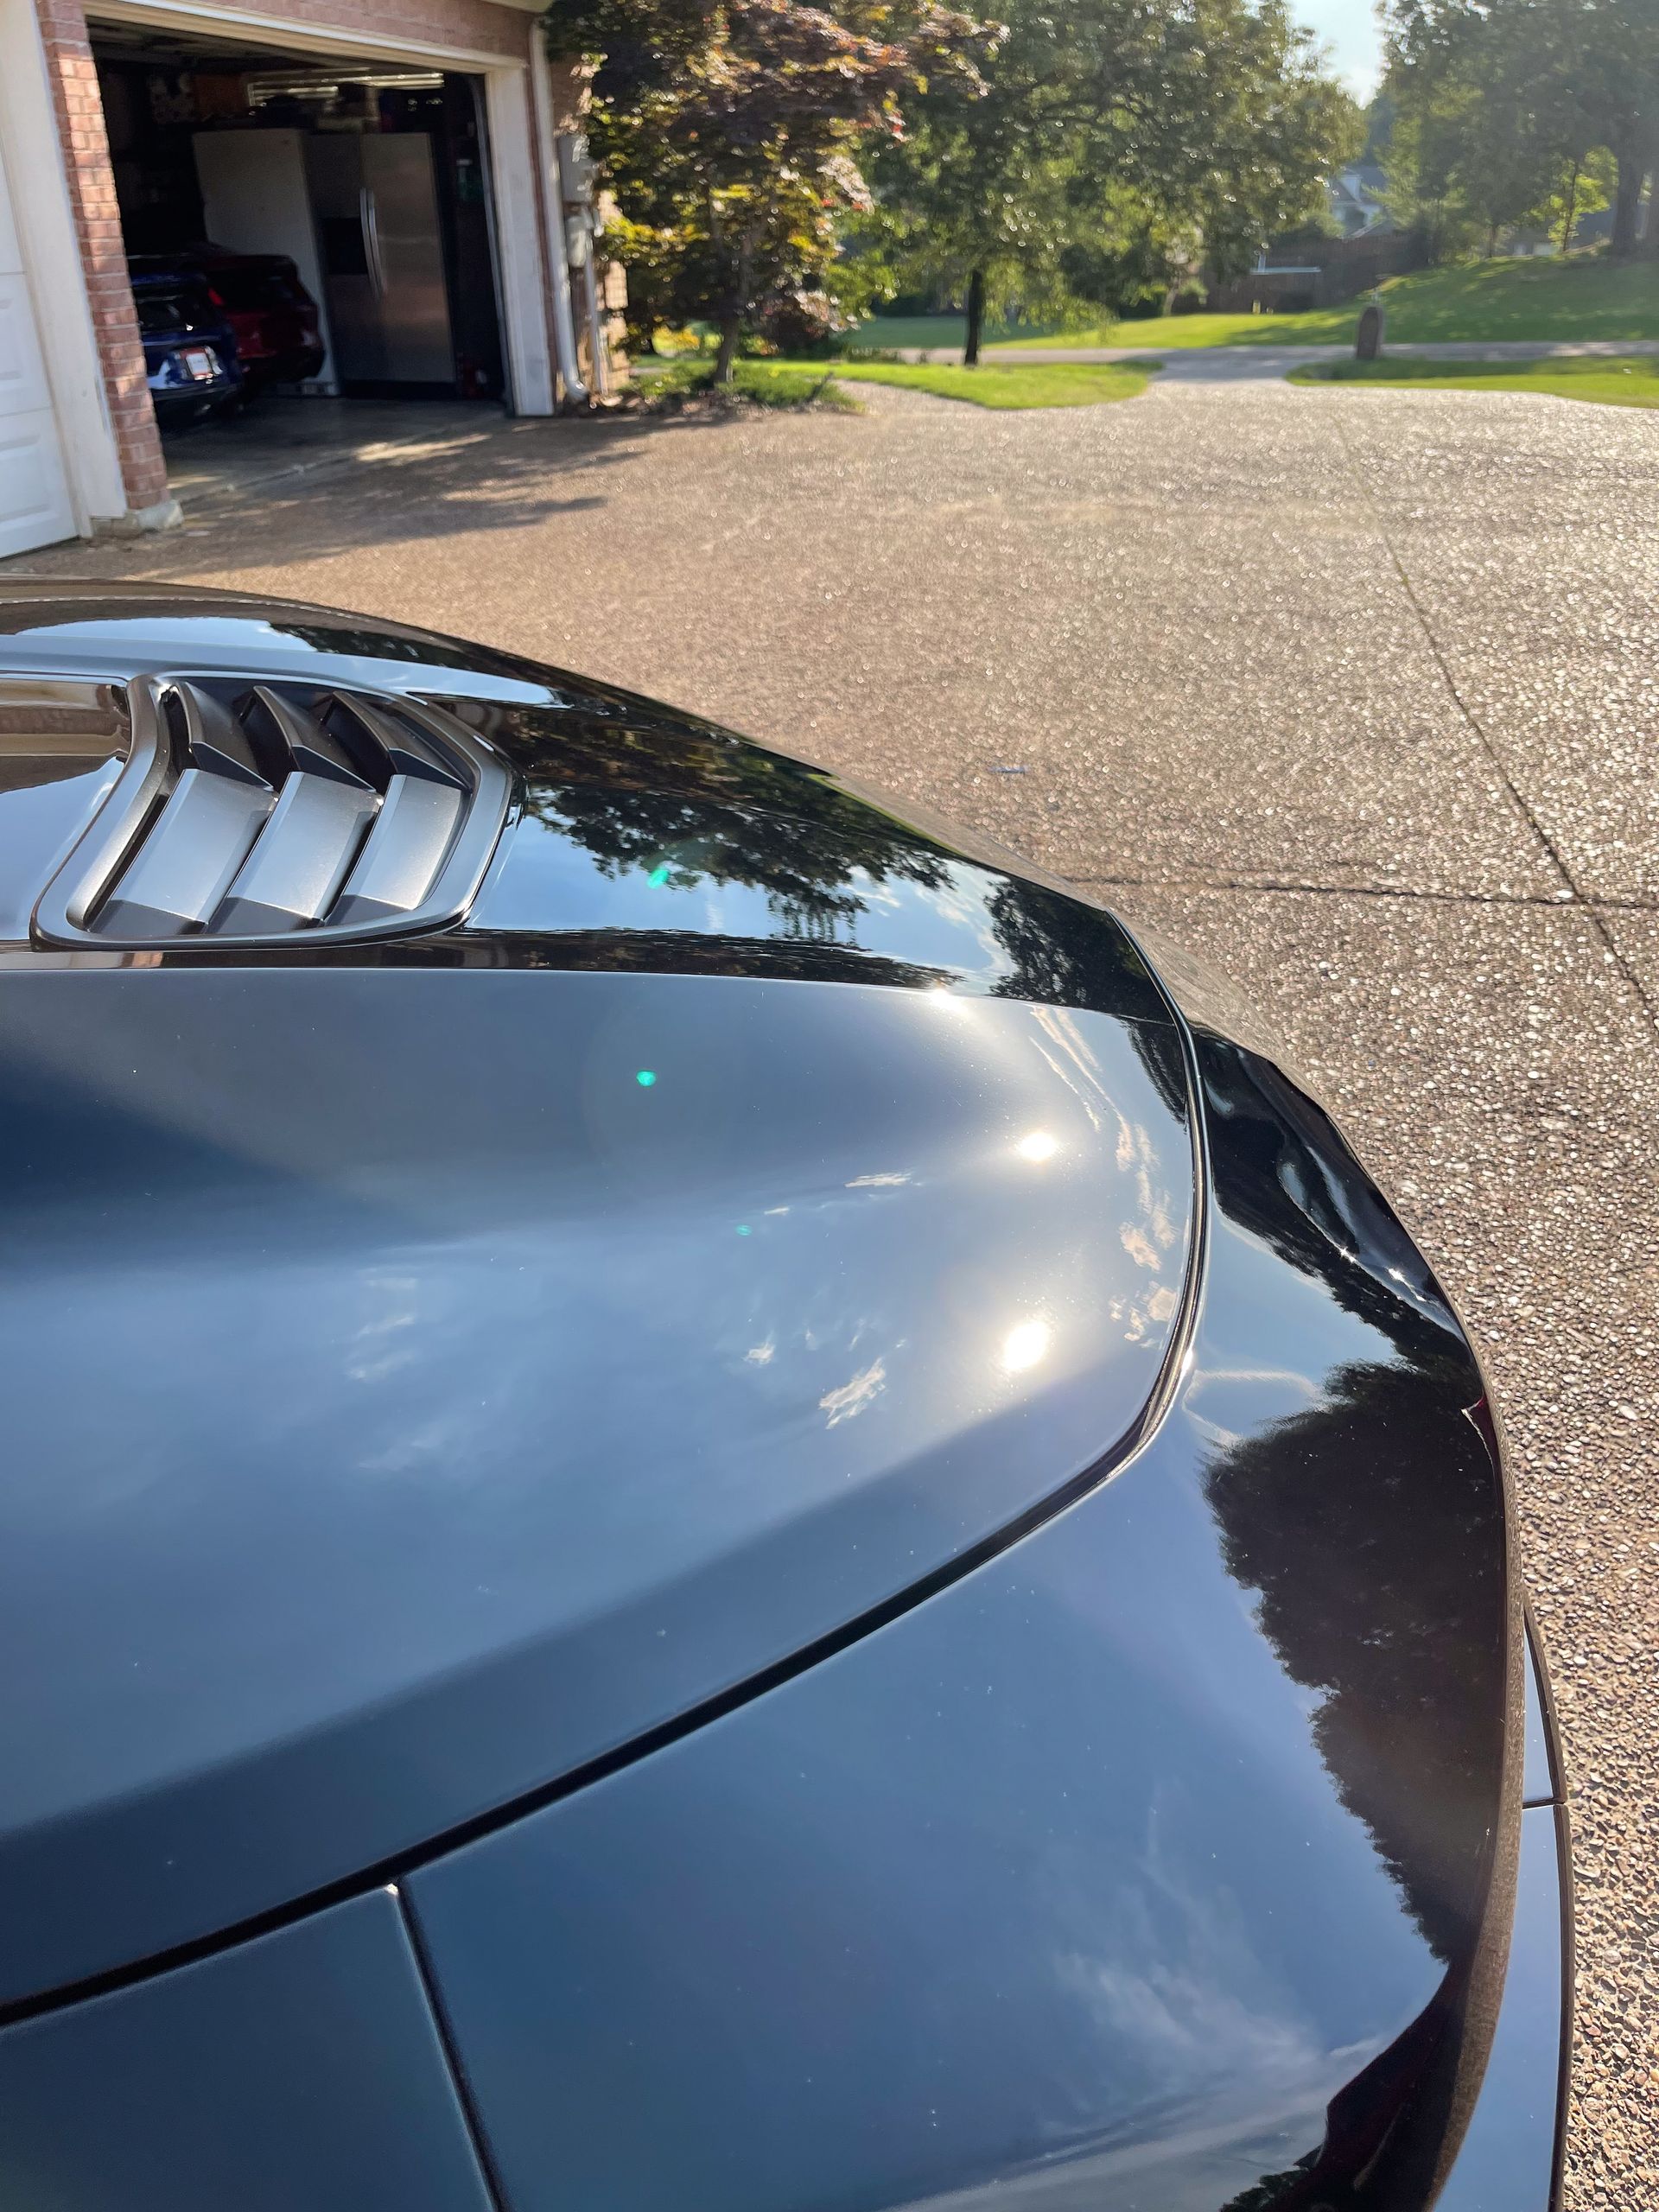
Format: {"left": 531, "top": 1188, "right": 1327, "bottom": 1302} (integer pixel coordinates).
{"left": 92, "top": 26, "right": 509, "bottom": 407}
{"left": 0, "top": 149, "right": 75, "bottom": 558}
{"left": 82, "top": 13, "right": 535, "bottom": 515}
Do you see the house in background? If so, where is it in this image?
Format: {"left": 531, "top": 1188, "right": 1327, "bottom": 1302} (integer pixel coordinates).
{"left": 1326, "top": 162, "right": 1392, "bottom": 238}
{"left": 1203, "top": 159, "right": 1422, "bottom": 313}
{"left": 0, "top": 0, "right": 624, "bottom": 557}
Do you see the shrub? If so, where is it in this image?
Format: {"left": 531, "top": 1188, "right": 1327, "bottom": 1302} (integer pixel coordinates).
{"left": 756, "top": 289, "right": 850, "bottom": 358}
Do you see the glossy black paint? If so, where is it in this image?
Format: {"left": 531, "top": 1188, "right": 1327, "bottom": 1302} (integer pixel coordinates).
{"left": 0, "top": 583, "right": 1167, "bottom": 1021}
{"left": 410, "top": 1028, "right": 1514, "bottom": 2212}
{"left": 0, "top": 583, "right": 1567, "bottom": 2211}
{"left": 0, "top": 1889, "right": 493, "bottom": 2210}
{"left": 1433, "top": 1806, "right": 1572, "bottom": 2212}
{"left": 0, "top": 967, "right": 1191, "bottom": 2002}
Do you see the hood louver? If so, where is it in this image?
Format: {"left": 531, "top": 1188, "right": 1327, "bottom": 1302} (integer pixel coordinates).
{"left": 33, "top": 677, "right": 511, "bottom": 948}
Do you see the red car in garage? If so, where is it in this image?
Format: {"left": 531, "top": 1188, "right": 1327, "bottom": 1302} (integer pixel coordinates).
{"left": 188, "top": 248, "right": 326, "bottom": 393}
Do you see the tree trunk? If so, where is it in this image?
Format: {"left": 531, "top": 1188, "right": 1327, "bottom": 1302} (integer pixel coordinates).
{"left": 1559, "top": 161, "right": 1580, "bottom": 257}
{"left": 1611, "top": 141, "right": 1647, "bottom": 257}
{"left": 710, "top": 222, "right": 754, "bottom": 385}
{"left": 1484, "top": 220, "right": 1498, "bottom": 259}
{"left": 963, "top": 268, "right": 986, "bottom": 367}
{"left": 1638, "top": 163, "right": 1659, "bottom": 258}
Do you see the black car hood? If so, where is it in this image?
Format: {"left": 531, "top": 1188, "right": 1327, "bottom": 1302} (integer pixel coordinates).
{"left": 0, "top": 586, "right": 1199, "bottom": 2001}
{"left": 0, "top": 587, "right": 1517, "bottom": 2212}
{"left": 408, "top": 1030, "right": 1519, "bottom": 2212}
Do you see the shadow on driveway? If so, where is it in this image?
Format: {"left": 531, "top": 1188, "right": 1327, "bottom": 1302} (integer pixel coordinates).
{"left": 3, "top": 405, "right": 775, "bottom": 577}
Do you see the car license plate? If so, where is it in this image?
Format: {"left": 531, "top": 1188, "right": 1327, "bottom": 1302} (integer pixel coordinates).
{"left": 181, "top": 347, "right": 217, "bottom": 380}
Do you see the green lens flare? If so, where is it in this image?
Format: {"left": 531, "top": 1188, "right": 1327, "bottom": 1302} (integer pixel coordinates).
{"left": 636, "top": 1070, "right": 657, "bottom": 1087}
{"left": 648, "top": 864, "right": 671, "bottom": 887}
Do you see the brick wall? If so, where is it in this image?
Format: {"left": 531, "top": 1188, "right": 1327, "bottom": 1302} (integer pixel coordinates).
{"left": 205, "top": 0, "right": 534, "bottom": 63}
{"left": 35, "top": 0, "right": 169, "bottom": 516}
{"left": 543, "top": 53, "right": 586, "bottom": 132}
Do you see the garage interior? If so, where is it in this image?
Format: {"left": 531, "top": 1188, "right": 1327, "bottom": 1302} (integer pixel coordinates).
{"left": 88, "top": 16, "right": 513, "bottom": 500}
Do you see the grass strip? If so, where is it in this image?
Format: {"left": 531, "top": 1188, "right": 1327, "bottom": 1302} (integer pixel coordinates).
{"left": 1287, "top": 353, "right": 1659, "bottom": 409}
{"left": 809, "top": 358, "right": 1160, "bottom": 408}
{"left": 852, "top": 257, "right": 1659, "bottom": 354}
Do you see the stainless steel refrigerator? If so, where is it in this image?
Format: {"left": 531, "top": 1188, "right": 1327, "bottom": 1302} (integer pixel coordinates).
{"left": 306, "top": 135, "right": 454, "bottom": 388}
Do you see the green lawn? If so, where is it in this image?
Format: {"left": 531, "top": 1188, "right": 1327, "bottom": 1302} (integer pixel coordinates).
{"left": 852, "top": 257, "right": 1659, "bottom": 353}
{"left": 819, "top": 358, "right": 1160, "bottom": 407}
{"left": 1288, "top": 353, "right": 1659, "bottom": 409}
{"left": 1022, "top": 308, "right": 1357, "bottom": 347}
{"left": 636, "top": 355, "right": 1160, "bottom": 409}
{"left": 841, "top": 311, "right": 1071, "bottom": 351}
{"left": 639, "top": 359, "right": 860, "bottom": 408}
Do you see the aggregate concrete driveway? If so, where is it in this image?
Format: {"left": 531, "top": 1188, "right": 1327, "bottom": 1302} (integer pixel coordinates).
{"left": 10, "top": 370, "right": 1659, "bottom": 2206}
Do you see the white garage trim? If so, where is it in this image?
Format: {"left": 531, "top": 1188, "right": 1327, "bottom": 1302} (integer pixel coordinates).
{"left": 482, "top": 67, "right": 554, "bottom": 416}
{"left": 82, "top": 0, "right": 558, "bottom": 413}
{"left": 83, "top": 0, "right": 527, "bottom": 73}
{"left": 0, "top": 0, "right": 127, "bottom": 529}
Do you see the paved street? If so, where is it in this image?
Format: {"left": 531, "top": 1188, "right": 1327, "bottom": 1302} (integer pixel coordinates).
{"left": 968, "top": 337, "right": 1659, "bottom": 366}
{"left": 10, "top": 372, "right": 1659, "bottom": 2204}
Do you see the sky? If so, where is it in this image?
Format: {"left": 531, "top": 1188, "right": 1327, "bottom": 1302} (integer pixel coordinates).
{"left": 1292, "top": 0, "right": 1383, "bottom": 101}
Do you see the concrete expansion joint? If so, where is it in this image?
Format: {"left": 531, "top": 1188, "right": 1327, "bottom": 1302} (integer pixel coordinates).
{"left": 1325, "top": 412, "right": 1659, "bottom": 1039}
{"left": 1076, "top": 874, "right": 1604, "bottom": 912}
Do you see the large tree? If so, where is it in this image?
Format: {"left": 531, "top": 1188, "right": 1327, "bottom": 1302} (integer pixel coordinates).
{"left": 1578, "top": 0, "right": 1659, "bottom": 253}
{"left": 547, "top": 0, "right": 990, "bottom": 377}
{"left": 1384, "top": 0, "right": 1657, "bottom": 257}
{"left": 870, "top": 0, "right": 1359, "bottom": 362}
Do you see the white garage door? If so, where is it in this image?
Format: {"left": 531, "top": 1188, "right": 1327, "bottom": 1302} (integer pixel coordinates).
{"left": 0, "top": 146, "right": 75, "bottom": 558}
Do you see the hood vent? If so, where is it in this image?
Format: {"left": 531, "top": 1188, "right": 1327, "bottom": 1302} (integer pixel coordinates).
{"left": 34, "top": 677, "right": 511, "bottom": 948}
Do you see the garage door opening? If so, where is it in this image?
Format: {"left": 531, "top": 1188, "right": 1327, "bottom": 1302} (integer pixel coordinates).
{"left": 89, "top": 18, "right": 513, "bottom": 499}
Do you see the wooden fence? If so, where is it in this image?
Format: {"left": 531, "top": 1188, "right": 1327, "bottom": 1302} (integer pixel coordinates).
{"left": 1205, "top": 230, "right": 1432, "bottom": 315}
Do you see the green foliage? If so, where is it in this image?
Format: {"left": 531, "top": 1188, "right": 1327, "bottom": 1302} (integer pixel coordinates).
{"left": 841, "top": 311, "right": 1080, "bottom": 346}
{"left": 559, "top": 0, "right": 1357, "bottom": 376}
{"left": 1362, "top": 87, "right": 1397, "bottom": 162}
{"left": 641, "top": 358, "right": 861, "bottom": 405}
{"left": 868, "top": 0, "right": 1361, "bottom": 351}
{"left": 1535, "top": 144, "right": 1614, "bottom": 251}
{"left": 753, "top": 288, "right": 850, "bottom": 354}
{"left": 547, "top": 0, "right": 992, "bottom": 373}
{"left": 1381, "top": 0, "right": 1654, "bottom": 258}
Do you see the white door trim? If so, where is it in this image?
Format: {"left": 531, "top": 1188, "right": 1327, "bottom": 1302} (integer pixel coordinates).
{"left": 0, "top": 0, "right": 128, "bottom": 529}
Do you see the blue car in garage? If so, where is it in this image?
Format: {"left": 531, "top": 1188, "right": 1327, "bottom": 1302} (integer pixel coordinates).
{"left": 129, "top": 257, "right": 242, "bottom": 428}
